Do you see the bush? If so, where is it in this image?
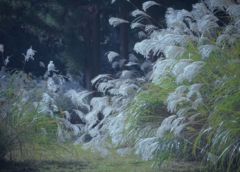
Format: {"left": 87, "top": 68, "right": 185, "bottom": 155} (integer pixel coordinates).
{"left": 0, "top": 72, "right": 63, "bottom": 161}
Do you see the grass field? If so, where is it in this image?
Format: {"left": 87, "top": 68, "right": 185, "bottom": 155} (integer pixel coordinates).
{"left": 0, "top": 144, "right": 201, "bottom": 172}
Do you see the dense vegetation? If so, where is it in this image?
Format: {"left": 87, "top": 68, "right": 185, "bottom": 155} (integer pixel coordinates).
{"left": 1, "top": 0, "right": 240, "bottom": 171}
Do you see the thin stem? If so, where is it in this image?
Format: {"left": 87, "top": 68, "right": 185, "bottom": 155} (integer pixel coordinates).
{"left": 127, "top": 0, "right": 166, "bottom": 28}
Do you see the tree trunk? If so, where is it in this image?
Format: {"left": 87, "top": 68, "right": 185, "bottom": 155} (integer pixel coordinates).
{"left": 92, "top": 9, "right": 101, "bottom": 79}
{"left": 83, "top": 22, "right": 93, "bottom": 93}
{"left": 119, "top": 1, "right": 128, "bottom": 60}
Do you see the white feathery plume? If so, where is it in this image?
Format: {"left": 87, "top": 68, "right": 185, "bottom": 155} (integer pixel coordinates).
{"left": 35, "top": 93, "right": 58, "bottom": 117}
{"left": 4, "top": 56, "right": 9, "bottom": 66}
{"left": 108, "top": 88, "right": 120, "bottom": 96}
{"left": 191, "top": 3, "right": 212, "bottom": 25}
{"left": 130, "top": 22, "right": 145, "bottom": 29}
{"left": 204, "top": 0, "right": 235, "bottom": 11}
{"left": 142, "top": 1, "right": 160, "bottom": 12}
{"left": 164, "top": 46, "right": 186, "bottom": 59}
{"left": 47, "top": 61, "right": 58, "bottom": 75}
{"left": 165, "top": 8, "right": 178, "bottom": 28}
{"left": 140, "top": 59, "right": 152, "bottom": 71}
{"left": 102, "top": 112, "right": 126, "bottom": 145}
{"left": 39, "top": 61, "right": 45, "bottom": 68}
{"left": 138, "top": 31, "right": 148, "bottom": 39}
{"left": 198, "top": 44, "right": 219, "bottom": 59}
{"left": 223, "top": 25, "right": 235, "bottom": 34}
{"left": 150, "top": 59, "right": 176, "bottom": 83}
{"left": 176, "top": 9, "right": 192, "bottom": 21}
{"left": 197, "top": 14, "right": 219, "bottom": 35}
{"left": 167, "top": 95, "right": 189, "bottom": 113}
{"left": 227, "top": 4, "right": 240, "bottom": 18}
{"left": 0, "top": 44, "right": 4, "bottom": 53}
{"left": 173, "top": 123, "right": 187, "bottom": 136}
{"left": 161, "top": 34, "right": 187, "bottom": 46}
{"left": 134, "top": 39, "right": 154, "bottom": 58}
{"left": 61, "top": 118, "right": 80, "bottom": 135}
{"left": 128, "top": 53, "right": 139, "bottom": 63}
{"left": 85, "top": 109, "right": 100, "bottom": 130}
{"left": 112, "top": 61, "right": 120, "bottom": 69}
{"left": 22, "top": 46, "right": 36, "bottom": 62}
{"left": 216, "top": 34, "right": 230, "bottom": 45}
{"left": 82, "top": 135, "right": 111, "bottom": 156}
{"left": 74, "top": 133, "right": 87, "bottom": 145}
{"left": 125, "top": 62, "right": 139, "bottom": 66}
{"left": 102, "top": 106, "right": 114, "bottom": 117}
{"left": 134, "top": 137, "right": 159, "bottom": 160}
{"left": 145, "top": 24, "right": 158, "bottom": 34}
{"left": 47, "top": 77, "right": 59, "bottom": 93}
{"left": 192, "top": 97, "right": 203, "bottom": 110}
{"left": 172, "top": 59, "right": 194, "bottom": 76}
{"left": 174, "top": 85, "right": 189, "bottom": 95}
{"left": 177, "top": 107, "right": 192, "bottom": 116}
{"left": 189, "top": 22, "right": 199, "bottom": 35}
{"left": 120, "top": 70, "right": 135, "bottom": 79}
{"left": 64, "top": 90, "right": 91, "bottom": 111}
{"left": 91, "top": 74, "right": 112, "bottom": 86}
{"left": 63, "top": 111, "right": 71, "bottom": 120}
{"left": 187, "top": 83, "right": 203, "bottom": 99}
{"left": 149, "top": 29, "right": 166, "bottom": 39}
{"left": 73, "top": 109, "right": 85, "bottom": 122}
{"left": 235, "top": 19, "right": 240, "bottom": 34}
{"left": 118, "top": 83, "right": 139, "bottom": 96}
{"left": 166, "top": 85, "right": 189, "bottom": 113}
{"left": 156, "top": 115, "right": 177, "bottom": 137}
{"left": 170, "top": 117, "right": 185, "bottom": 132}
{"left": 188, "top": 113, "right": 201, "bottom": 123}
{"left": 111, "top": 0, "right": 116, "bottom": 4}
{"left": 90, "top": 96, "right": 109, "bottom": 111}
{"left": 131, "top": 9, "right": 151, "bottom": 18}
{"left": 109, "top": 17, "right": 129, "bottom": 27}
{"left": 106, "top": 51, "right": 120, "bottom": 63}
{"left": 119, "top": 59, "right": 127, "bottom": 68}
{"left": 176, "top": 61, "right": 205, "bottom": 84}
{"left": 97, "top": 82, "right": 114, "bottom": 93}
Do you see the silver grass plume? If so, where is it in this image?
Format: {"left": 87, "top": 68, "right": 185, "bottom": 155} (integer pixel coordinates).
{"left": 91, "top": 74, "right": 112, "bottom": 86}
{"left": 142, "top": 1, "right": 160, "bottom": 12}
{"left": 131, "top": 9, "right": 151, "bottom": 23}
{"left": 105, "top": 51, "right": 120, "bottom": 62}
{"left": 138, "top": 31, "right": 148, "bottom": 39}
{"left": 134, "top": 137, "right": 159, "bottom": 160}
{"left": 198, "top": 44, "right": 219, "bottom": 59}
{"left": 175, "top": 61, "right": 205, "bottom": 84}
{"left": 204, "top": 0, "right": 235, "bottom": 11}
{"left": 64, "top": 90, "right": 91, "bottom": 111}
{"left": 226, "top": 4, "right": 240, "bottom": 18}
{"left": 164, "top": 45, "right": 186, "bottom": 59}
{"left": 128, "top": 54, "right": 139, "bottom": 63}
{"left": 145, "top": 24, "right": 158, "bottom": 34}
{"left": 130, "top": 22, "right": 145, "bottom": 29}
{"left": 131, "top": 9, "right": 151, "bottom": 18}
{"left": 109, "top": 17, "right": 129, "bottom": 27}
{"left": 171, "top": 59, "right": 194, "bottom": 76}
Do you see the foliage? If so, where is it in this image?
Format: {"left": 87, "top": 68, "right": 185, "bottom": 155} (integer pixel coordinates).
{"left": 0, "top": 47, "right": 82, "bottom": 162}
{"left": 62, "top": 0, "right": 240, "bottom": 171}
{"left": 0, "top": 73, "right": 57, "bottom": 161}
